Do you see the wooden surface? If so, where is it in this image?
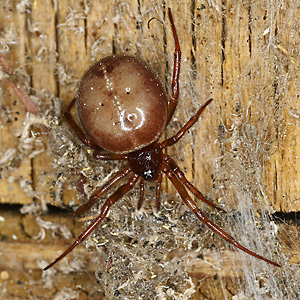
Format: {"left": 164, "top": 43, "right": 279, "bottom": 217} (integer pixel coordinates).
{"left": 1, "top": 1, "right": 300, "bottom": 211}
{"left": 0, "top": 207, "right": 298, "bottom": 299}
{"left": 0, "top": 0, "right": 299, "bottom": 299}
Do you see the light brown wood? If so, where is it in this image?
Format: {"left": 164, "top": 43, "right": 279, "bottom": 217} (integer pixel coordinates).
{"left": 0, "top": 1, "right": 299, "bottom": 299}
{"left": 264, "top": 2, "right": 300, "bottom": 212}
{"left": 0, "top": 208, "right": 298, "bottom": 299}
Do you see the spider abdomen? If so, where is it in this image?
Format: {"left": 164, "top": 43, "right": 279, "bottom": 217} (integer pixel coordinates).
{"left": 76, "top": 55, "right": 168, "bottom": 154}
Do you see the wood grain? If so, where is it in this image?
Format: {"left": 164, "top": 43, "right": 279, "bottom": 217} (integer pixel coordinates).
{"left": 0, "top": 1, "right": 299, "bottom": 299}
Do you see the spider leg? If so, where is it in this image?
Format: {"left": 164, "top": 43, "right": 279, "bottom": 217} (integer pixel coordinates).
{"left": 163, "top": 155, "right": 225, "bottom": 212}
{"left": 161, "top": 98, "right": 213, "bottom": 149}
{"left": 166, "top": 8, "right": 182, "bottom": 126}
{"left": 0, "top": 53, "right": 41, "bottom": 115}
{"left": 138, "top": 173, "right": 162, "bottom": 211}
{"left": 44, "top": 173, "right": 139, "bottom": 271}
{"left": 161, "top": 161, "right": 280, "bottom": 267}
{"left": 137, "top": 178, "right": 145, "bottom": 210}
{"left": 64, "top": 98, "right": 100, "bottom": 149}
{"left": 155, "top": 172, "right": 163, "bottom": 211}
{"left": 75, "top": 166, "right": 132, "bottom": 216}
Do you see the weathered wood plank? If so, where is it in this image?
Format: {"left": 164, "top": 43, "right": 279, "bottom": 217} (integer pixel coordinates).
{"left": 0, "top": 1, "right": 299, "bottom": 299}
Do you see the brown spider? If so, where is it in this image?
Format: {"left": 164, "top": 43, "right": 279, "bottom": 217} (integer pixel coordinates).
{"left": 0, "top": 8, "right": 280, "bottom": 270}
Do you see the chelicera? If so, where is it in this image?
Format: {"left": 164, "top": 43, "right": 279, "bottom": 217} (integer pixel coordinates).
{"left": 0, "top": 8, "right": 280, "bottom": 270}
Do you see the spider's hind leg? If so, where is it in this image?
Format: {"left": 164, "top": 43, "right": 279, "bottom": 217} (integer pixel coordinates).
{"left": 163, "top": 155, "right": 225, "bottom": 212}
{"left": 137, "top": 178, "right": 145, "bottom": 210}
{"left": 44, "top": 172, "right": 139, "bottom": 271}
{"left": 161, "top": 160, "right": 280, "bottom": 267}
{"left": 155, "top": 172, "right": 163, "bottom": 211}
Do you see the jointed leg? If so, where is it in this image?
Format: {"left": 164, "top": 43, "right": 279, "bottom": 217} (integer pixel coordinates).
{"left": 161, "top": 98, "right": 213, "bottom": 149}
{"left": 137, "top": 178, "right": 145, "bottom": 210}
{"left": 44, "top": 173, "right": 139, "bottom": 271}
{"left": 75, "top": 166, "right": 132, "bottom": 216}
{"left": 166, "top": 8, "right": 182, "bottom": 125}
{"left": 155, "top": 172, "right": 162, "bottom": 211}
{"left": 64, "top": 99, "right": 99, "bottom": 149}
{"left": 163, "top": 155, "right": 225, "bottom": 212}
{"left": 161, "top": 161, "right": 280, "bottom": 267}
{"left": 137, "top": 173, "right": 162, "bottom": 211}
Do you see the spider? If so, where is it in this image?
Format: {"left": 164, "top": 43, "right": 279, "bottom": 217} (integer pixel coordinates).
{"left": 0, "top": 8, "right": 280, "bottom": 270}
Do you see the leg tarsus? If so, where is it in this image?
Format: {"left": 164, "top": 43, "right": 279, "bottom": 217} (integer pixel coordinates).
{"left": 162, "top": 162, "right": 280, "bottom": 267}
{"left": 44, "top": 173, "right": 139, "bottom": 271}
{"left": 166, "top": 8, "right": 182, "bottom": 125}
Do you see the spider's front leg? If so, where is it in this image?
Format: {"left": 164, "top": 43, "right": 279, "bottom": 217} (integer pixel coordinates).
{"left": 166, "top": 8, "right": 182, "bottom": 125}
